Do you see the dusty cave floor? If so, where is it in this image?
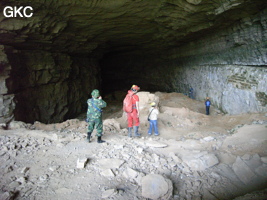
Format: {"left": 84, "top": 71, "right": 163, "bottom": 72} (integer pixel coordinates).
{"left": 0, "top": 92, "right": 267, "bottom": 200}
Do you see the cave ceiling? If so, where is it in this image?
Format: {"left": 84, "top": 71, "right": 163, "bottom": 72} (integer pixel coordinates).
{"left": 0, "top": 0, "right": 266, "bottom": 56}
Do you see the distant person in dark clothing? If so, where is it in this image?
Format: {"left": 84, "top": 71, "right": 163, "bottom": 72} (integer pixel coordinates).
{"left": 205, "top": 97, "right": 211, "bottom": 115}
{"left": 189, "top": 87, "right": 194, "bottom": 99}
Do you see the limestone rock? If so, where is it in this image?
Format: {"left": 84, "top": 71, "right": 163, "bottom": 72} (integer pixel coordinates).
{"left": 180, "top": 151, "right": 219, "bottom": 171}
{"left": 142, "top": 174, "right": 173, "bottom": 200}
{"left": 76, "top": 158, "right": 88, "bottom": 169}
{"left": 100, "top": 169, "right": 115, "bottom": 177}
{"left": 102, "top": 189, "right": 117, "bottom": 199}
{"left": 97, "top": 158, "right": 125, "bottom": 169}
{"left": 123, "top": 167, "right": 138, "bottom": 179}
{"left": 0, "top": 191, "right": 13, "bottom": 200}
{"left": 145, "top": 141, "right": 168, "bottom": 148}
{"left": 232, "top": 156, "right": 256, "bottom": 185}
{"left": 255, "top": 165, "right": 267, "bottom": 178}
{"left": 9, "top": 121, "right": 27, "bottom": 129}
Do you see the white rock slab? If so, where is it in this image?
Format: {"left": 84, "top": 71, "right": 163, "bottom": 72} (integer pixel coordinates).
{"left": 123, "top": 167, "right": 138, "bottom": 179}
{"left": 232, "top": 156, "right": 256, "bottom": 184}
{"left": 180, "top": 151, "right": 219, "bottom": 171}
{"left": 102, "top": 189, "right": 117, "bottom": 198}
{"left": 97, "top": 158, "right": 125, "bottom": 169}
{"left": 76, "top": 158, "right": 88, "bottom": 168}
{"left": 100, "top": 169, "right": 115, "bottom": 177}
{"left": 202, "top": 136, "right": 215, "bottom": 142}
{"left": 145, "top": 141, "right": 168, "bottom": 148}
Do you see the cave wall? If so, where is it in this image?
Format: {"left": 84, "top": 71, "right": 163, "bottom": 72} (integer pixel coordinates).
{"left": 1, "top": 47, "right": 101, "bottom": 124}
{"left": 0, "top": 45, "right": 15, "bottom": 124}
{"left": 171, "top": 65, "right": 267, "bottom": 114}
{"left": 102, "top": 9, "right": 267, "bottom": 114}
{"left": 167, "top": 8, "right": 267, "bottom": 114}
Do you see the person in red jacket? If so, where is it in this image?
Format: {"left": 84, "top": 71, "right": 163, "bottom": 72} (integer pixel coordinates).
{"left": 124, "top": 85, "right": 141, "bottom": 137}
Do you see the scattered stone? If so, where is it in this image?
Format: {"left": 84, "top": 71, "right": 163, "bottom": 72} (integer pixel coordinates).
{"left": 102, "top": 188, "right": 117, "bottom": 198}
{"left": 0, "top": 123, "right": 7, "bottom": 130}
{"left": 134, "top": 173, "right": 145, "bottom": 185}
{"left": 39, "top": 174, "right": 49, "bottom": 182}
{"left": 241, "top": 154, "right": 251, "bottom": 160}
{"left": 100, "top": 169, "right": 115, "bottom": 177}
{"left": 255, "top": 165, "right": 267, "bottom": 178}
{"left": 202, "top": 136, "right": 214, "bottom": 142}
{"left": 145, "top": 141, "right": 168, "bottom": 148}
{"left": 20, "top": 167, "right": 29, "bottom": 174}
{"left": 16, "top": 177, "right": 26, "bottom": 184}
{"left": 114, "top": 144, "right": 124, "bottom": 149}
{"left": 56, "top": 143, "right": 65, "bottom": 148}
{"left": 169, "top": 152, "right": 182, "bottom": 163}
{"left": 136, "top": 147, "right": 143, "bottom": 153}
{"left": 261, "top": 157, "right": 267, "bottom": 163}
{"left": 232, "top": 156, "right": 256, "bottom": 184}
{"left": 49, "top": 166, "right": 60, "bottom": 171}
{"left": 243, "top": 154, "right": 262, "bottom": 170}
{"left": 142, "top": 174, "right": 173, "bottom": 200}
{"left": 34, "top": 121, "right": 55, "bottom": 131}
{"left": 123, "top": 167, "right": 138, "bottom": 179}
{"left": 217, "top": 152, "right": 236, "bottom": 165}
{"left": 98, "top": 159, "right": 125, "bottom": 169}
{"left": 202, "top": 188, "right": 216, "bottom": 199}
{"left": 76, "top": 158, "right": 88, "bottom": 168}
{"left": 51, "top": 133, "right": 58, "bottom": 140}
{"left": 0, "top": 191, "right": 12, "bottom": 200}
{"left": 4, "top": 166, "right": 13, "bottom": 173}
{"left": 9, "top": 121, "right": 27, "bottom": 129}
{"left": 9, "top": 181, "right": 21, "bottom": 188}
{"left": 55, "top": 188, "right": 73, "bottom": 195}
{"left": 233, "top": 188, "right": 267, "bottom": 200}
{"left": 181, "top": 151, "right": 219, "bottom": 171}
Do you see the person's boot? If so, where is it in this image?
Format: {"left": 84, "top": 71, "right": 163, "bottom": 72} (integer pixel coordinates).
{"left": 97, "top": 136, "right": 105, "bottom": 143}
{"left": 128, "top": 127, "right": 132, "bottom": 138}
{"left": 134, "top": 126, "right": 141, "bottom": 137}
{"left": 87, "top": 132, "right": 92, "bottom": 142}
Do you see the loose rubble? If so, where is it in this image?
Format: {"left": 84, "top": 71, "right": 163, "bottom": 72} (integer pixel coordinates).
{"left": 0, "top": 92, "right": 266, "bottom": 199}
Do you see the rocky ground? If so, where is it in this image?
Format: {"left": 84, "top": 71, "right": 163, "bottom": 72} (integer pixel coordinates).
{"left": 0, "top": 92, "right": 267, "bottom": 200}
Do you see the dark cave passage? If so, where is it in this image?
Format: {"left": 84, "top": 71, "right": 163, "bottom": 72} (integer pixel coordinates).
{"left": 100, "top": 52, "right": 159, "bottom": 96}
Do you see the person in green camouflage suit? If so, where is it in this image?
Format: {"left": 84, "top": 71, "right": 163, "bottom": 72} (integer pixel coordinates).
{"left": 86, "top": 89, "right": 107, "bottom": 143}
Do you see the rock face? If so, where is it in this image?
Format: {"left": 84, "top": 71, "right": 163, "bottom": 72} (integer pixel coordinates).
{"left": 0, "top": 46, "right": 15, "bottom": 123}
{"left": 0, "top": 0, "right": 266, "bottom": 123}
{"left": 1, "top": 47, "right": 100, "bottom": 123}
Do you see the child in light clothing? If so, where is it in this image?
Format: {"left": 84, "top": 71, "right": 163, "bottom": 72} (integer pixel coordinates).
{"left": 148, "top": 102, "right": 159, "bottom": 136}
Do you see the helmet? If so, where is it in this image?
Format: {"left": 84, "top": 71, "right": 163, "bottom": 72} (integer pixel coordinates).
{"left": 91, "top": 89, "right": 100, "bottom": 98}
{"left": 150, "top": 102, "right": 156, "bottom": 107}
{"left": 131, "top": 85, "right": 140, "bottom": 92}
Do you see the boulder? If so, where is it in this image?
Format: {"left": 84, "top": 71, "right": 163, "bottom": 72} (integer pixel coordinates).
{"left": 141, "top": 174, "right": 173, "bottom": 200}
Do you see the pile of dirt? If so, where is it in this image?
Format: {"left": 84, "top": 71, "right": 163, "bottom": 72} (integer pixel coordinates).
{"left": 0, "top": 92, "right": 266, "bottom": 200}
